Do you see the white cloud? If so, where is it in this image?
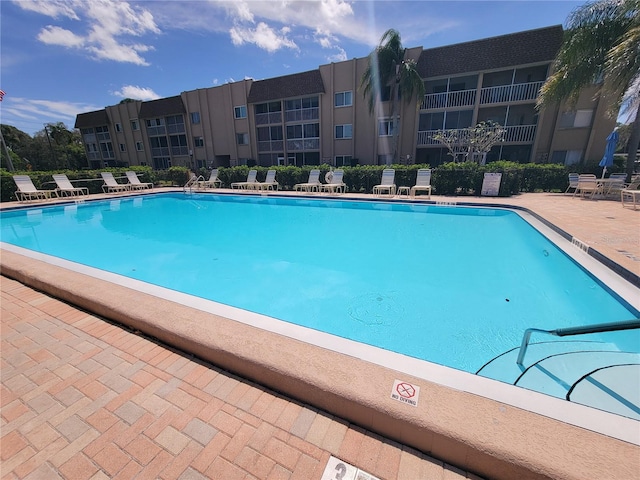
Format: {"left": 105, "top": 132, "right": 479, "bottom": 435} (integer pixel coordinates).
{"left": 13, "top": 0, "right": 80, "bottom": 20}
{"left": 15, "top": 0, "right": 160, "bottom": 66}
{"left": 37, "top": 26, "right": 85, "bottom": 48}
{"left": 230, "top": 22, "right": 298, "bottom": 53}
{"left": 1, "top": 96, "right": 102, "bottom": 133}
{"left": 212, "top": 78, "right": 219, "bottom": 86}
{"left": 112, "top": 85, "right": 161, "bottom": 101}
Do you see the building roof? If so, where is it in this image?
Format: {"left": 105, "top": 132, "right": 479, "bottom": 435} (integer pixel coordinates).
{"left": 247, "top": 70, "right": 325, "bottom": 103}
{"left": 138, "top": 96, "right": 186, "bottom": 118}
{"left": 416, "top": 25, "right": 564, "bottom": 78}
{"left": 74, "top": 109, "right": 110, "bottom": 129}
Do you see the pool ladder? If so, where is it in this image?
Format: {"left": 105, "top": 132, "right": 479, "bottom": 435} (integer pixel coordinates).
{"left": 183, "top": 174, "right": 203, "bottom": 193}
{"left": 516, "top": 318, "right": 640, "bottom": 365}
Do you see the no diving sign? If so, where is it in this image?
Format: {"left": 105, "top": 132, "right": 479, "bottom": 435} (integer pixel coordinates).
{"left": 390, "top": 379, "right": 420, "bottom": 407}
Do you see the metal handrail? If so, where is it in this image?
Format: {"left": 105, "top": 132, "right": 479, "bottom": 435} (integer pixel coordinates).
{"left": 516, "top": 319, "right": 640, "bottom": 365}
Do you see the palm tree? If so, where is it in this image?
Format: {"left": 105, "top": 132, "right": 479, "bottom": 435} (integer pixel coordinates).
{"left": 361, "top": 29, "right": 425, "bottom": 164}
{"left": 537, "top": 0, "right": 640, "bottom": 179}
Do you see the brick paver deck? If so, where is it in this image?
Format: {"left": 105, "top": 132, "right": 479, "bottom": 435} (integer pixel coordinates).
{"left": 1, "top": 277, "right": 480, "bottom": 479}
{"left": 1, "top": 189, "right": 638, "bottom": 479}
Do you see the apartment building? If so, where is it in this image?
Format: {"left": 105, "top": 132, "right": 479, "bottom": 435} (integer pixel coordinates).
{"left": 74, "top": 25, "right": 616, "bottom": 170}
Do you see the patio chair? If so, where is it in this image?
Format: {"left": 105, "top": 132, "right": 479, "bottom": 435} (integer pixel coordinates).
{"left": 373, "top": 169, "right": 397, "bottom": 196}
{"left": 53, "top": 174, "right": 89, "bottom": 197}
{"left": 231, "top": 169, "right": 258, "bottom": 189}
{"left": 410, "top": 169, "right": 432, "bottom": 198}
{"left": 620, "top": 176, "right": 640, "bottom": 210}
{"left": 197, "top": 169, "right": 222, "bottom": 189}
{"left": 125, "top": 171, "right": 153, "bottom": 190}
{"left": 254, "top": 169, "right": 279, "bottom": 191}
{"left": 294, "top": 169, "right": 322, "bottom": 192}
{"left": 320, "top": 169, "right": 346, "bottom": 194}
{"left": 604, "top": 173, "right": 629, "bottom": 197}
{"left": 101, "top": 172, "right": 130, "bottom": 193}
{"left": 564, "top": 173, "right": 579, "bottom": 194}
{"left": 574, "top": 174, "right": 600, "bottom": 198}
{"left": 13, "top": 175, "right": 54, "bottom": 202}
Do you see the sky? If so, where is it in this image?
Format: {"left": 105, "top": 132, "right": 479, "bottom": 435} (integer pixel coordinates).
{"left": 1, "top": 0, "right": 585, "bottom": 136}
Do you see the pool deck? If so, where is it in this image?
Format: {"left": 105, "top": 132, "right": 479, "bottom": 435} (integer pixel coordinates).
{"left": 1, "top": 189, "right": 639, "bottom": 480}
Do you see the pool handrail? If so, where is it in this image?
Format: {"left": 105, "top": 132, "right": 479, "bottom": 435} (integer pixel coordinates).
{"left": 516, "top": 319, "right": 640, "bottom": 365}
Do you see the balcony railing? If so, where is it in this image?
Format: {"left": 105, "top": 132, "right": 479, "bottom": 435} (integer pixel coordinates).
{"left": 416, "top": 124, "right": 537, "bottom": 146}
{"left": 255, "top": 112, "right": 282, "bottom": 125}
{"left": 421, "top": 89, "right": 476, "bottom": 110}
{"left": 257, "top": 140, "right": 284, "bottom": 152}
{"left": 479, "top": 81, "right": 543, "bottom": 104}
{"left": 503, "top": 124, "right": 537, "bottom": 143}
{"left": 286, "top": 138, "right": 320, "bottom": 151}
{"left": 285, "top": 108, "right": 319, "bottom": 123}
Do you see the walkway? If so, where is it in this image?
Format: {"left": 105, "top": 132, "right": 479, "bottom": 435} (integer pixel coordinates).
{"left": 1, "top": 277, "right": 478, "bottom": 479}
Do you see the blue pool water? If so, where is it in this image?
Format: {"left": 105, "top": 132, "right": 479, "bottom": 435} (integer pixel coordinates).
{"left": 1, "top": 193, "right": 638, "bottom": 373}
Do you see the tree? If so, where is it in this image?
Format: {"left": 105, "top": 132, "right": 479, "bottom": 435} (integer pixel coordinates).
{"left": 432, "top": 121, "right": 506, "bottom": 164}
{"left": 537, "top": 0, "right": 640, "bottom": 178}
{"left": 361, "top": 29, "right": 425, "bottom": 164}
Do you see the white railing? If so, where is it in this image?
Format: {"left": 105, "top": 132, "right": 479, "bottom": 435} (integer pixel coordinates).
{"left": 416, "top": 125, "right": 536, "bottom": 146}
{"left": 255, "top": 112, "right": 282, "bottom": 125}
{"left": 504, "top": 125, "right": 537, "bottom": 143}
{"left": 480, "top": 81, "right": 543, "bottom": 104}
{"left": 257, "top": 140, "right": 284, "bottom": 152}
{"left": 421, "top": 89, "right": 476, "bottom": 110}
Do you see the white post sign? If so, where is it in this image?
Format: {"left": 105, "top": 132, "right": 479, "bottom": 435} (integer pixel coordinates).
{"left": 481, "top": 172, "right": 502, "bottom": 196}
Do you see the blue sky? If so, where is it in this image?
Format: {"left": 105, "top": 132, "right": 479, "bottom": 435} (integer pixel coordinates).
{"left": 1, "top": 0, "right": 584, "bottom": 136}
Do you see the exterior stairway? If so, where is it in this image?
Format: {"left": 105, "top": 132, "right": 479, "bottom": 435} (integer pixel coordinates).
{"left": 477, "top": 341, "right": 640, "bottom": 420}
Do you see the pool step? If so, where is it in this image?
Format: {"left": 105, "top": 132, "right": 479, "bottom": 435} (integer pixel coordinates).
{"left": 476, "top": 340, "right": 617, "bottom": 383}
{"left": 568, "top": 364, "right": 640, "bottom": 420}
{"left": 479, "top": 345, "right": 640, "bottom": 420}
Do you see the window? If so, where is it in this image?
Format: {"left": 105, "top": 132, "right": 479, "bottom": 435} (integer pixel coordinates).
{"left": 131, "top": 120, "right": 139, "bottom": 131}
{"left": 146, "top": 118, "right": 163, "bottom": 127}
{"left": 286, "top": 123, "right": 319, "bottom": 139}
{"left": 136, "top": 142, "right": 144, "bottom": 151}
{"left": 335, "top": 124, "right": 352, "bottom": 139}
{"left": 559, "top": 109, "right": 593, "bottom": 128}
{"left": 551, "top": 150, "right": 582, "bottom": 165}
{"left": 378, "top": 119, "right": 398, "bottom": 136}
{"left": 115, "top": 123, "right": 122, "bottom": 132}
{"left": 334, "top": 91, "right": 353, "bottom": 107}
{"left": 234, "top": 105, "right": 247, "bottom": 118}
{"left": 335, "top": 155, "right": 352, "bottom": 167}
{"left": 194, "top": 136, "right": 204, "bottom": 147}
{"left": 119, "top": 143, "right": 126, "bottom": 152}
{"left": 190, "top": 112, "right": 200, "bottom": 124}
{"left": 237, "top": 133, "right": 249, "bottom": 145}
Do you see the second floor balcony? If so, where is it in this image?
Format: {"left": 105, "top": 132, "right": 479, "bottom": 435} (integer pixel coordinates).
{"left": 421, "top": 89, "right": 476, "bottom": 110}
{"left": 480, "top": 81, "right": 544, "bottom": 105}
{"left": 416, "top": 124, "right": 537, "bottom": 146}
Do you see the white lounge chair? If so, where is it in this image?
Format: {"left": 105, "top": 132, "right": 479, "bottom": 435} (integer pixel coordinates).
{"left": 564, "top": 173, "right": 579, "bottom": 194}
{"left": 197, "top": 169, "right": 222, "bottom": 189}
{"left": 13, "top": 175, "right": 54, "bottom": 201}
{"left": 621, "top": 176, "right": 640, "bottom": 210}
{"left": 294, "top": 169, "right": 322, "bottom": 192}
{"left": 320, "top": 169, "right": 346, "bottom": 194}
{"left": 125, "top": 171, "right": 153, "bottom": 190}
{"left": 101, "top": 172, "right": 130, "bottom": 193}
{"left": 574, "top": 174, "right": 600, "bottom": 198}
{"left": 373, "top": 169, "right": 396, "bottom": 196}
{"left": 254, "top": 169, "right": 279, "bottom": 191}
{"left": 231, "top": 169, "right": 257, "bottom": 189}
{"left": 53, "top": 174, "right": 89, "bottom": 197}
{"left": 603, "top": 173, "right": 628, "bottom": 196}
{"left": 410, "top": 169, "right": 432, "bottom": 198}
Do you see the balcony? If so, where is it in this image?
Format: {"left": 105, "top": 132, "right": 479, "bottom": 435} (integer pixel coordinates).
{"left": 416, "top": 124, "right": 536, "bottom": 147}
{"left": 421, "top": 89, "right": 476, "bottom": 110}
{"left": 286, "top": 139, "right": 320, "bottom": 151}
{"left": 479, "top": 81, "right": 543, "bottom": 105}
{"left": 257, "top": 140, "right": 284, "bottom": 152}
{"left": 255, "top": 112, "right": 282, "bottom": 125}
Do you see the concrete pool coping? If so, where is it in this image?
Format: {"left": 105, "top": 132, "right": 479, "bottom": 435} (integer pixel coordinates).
{"left": 1, "top": 190, "right": 639, "bottom": 479}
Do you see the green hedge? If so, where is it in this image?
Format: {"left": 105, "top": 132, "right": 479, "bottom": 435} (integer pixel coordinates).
{"left": 0, "top": 162, "right": 591, "bottom": 202}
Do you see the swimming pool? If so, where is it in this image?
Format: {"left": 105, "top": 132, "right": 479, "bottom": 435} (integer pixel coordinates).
{"left": 1, "top": 193, "right": 638, "bottom": 376}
